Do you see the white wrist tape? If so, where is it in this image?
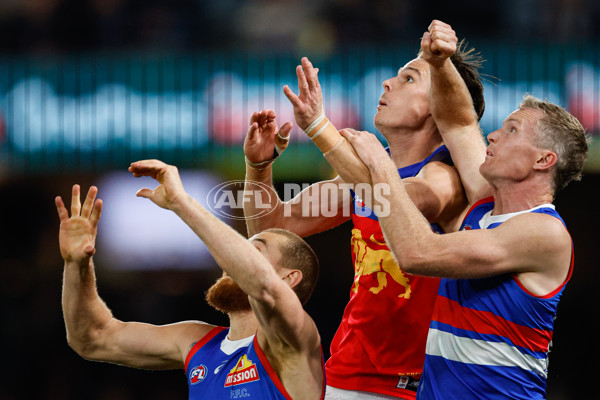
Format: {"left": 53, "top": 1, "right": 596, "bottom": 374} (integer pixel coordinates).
{"left": 277, "top": 130, "right": 290, "bottom": 141}
{"left": 274, "top": 130, "right": 289, "bottom": 156}
{"left": 304, "top": 111, "right": 325, "bottom": 133}
{"left": 304, "top": 112, "right": 331, "bottom": 140}
{"left": 245, "top": 156, "right": 273, "bottom": 170}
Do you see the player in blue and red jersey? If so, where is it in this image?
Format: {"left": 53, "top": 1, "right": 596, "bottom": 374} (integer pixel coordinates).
{"left": 340, "top": 20, "right": 588, "bottom": 400}
{"left": 57, "top": 159, "right": 325, "bottom": 400}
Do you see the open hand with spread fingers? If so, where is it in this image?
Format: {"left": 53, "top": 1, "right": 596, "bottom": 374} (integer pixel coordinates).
{"left": 283, "top": 57, "right": 324, "bottom": 131}
{"left": 56, "top": 185, "right": 103, "bottom": 264}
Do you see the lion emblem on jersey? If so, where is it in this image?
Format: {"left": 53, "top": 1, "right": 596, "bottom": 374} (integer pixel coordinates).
{"left": 351, "top": 228, "right": 411, "bottom": 298}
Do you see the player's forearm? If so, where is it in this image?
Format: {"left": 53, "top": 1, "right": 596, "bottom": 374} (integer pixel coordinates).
{"left": 429, "top": 60, "right": 490, "bottom": 203}
{"left": 429, "top": 59, "right": 478, "bottom": 131}
{"left": 245, "top": 165, "right": 344, "bottom": 238}
{"left": 305, "top": 116, "right": 373, "bottom": 206}
{"left": 305, "top": 114, "right": 344, "bottom": 154}
{"left": 370, "top": 162, "right": 437, "bottom": 274}
{"left": 172, "top": 194, "right": 279, "bottom": 299}
{"left": 62, "top": 259, "right": 114, "bottom": 357}
{"left": 244, "top": 164, "right": 287, "bottom": 236}
{"left": 323, "top": 137, "right": 371, "bottom": 186}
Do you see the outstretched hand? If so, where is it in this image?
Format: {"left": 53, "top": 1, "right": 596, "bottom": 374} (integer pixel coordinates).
{"left": 283, "top": 57, "right": 324, "bottom": 131}
{"left": 56, "top": 185, "right": 102, "bottom": 264}
{"left": 128, "top": 159, "right": 187, "bottom": 210}
{"left": 244, "top": 109, "right": 292, "bottom": 165}
{"left": 421, "top": 20, "right": 458, "bottom": 69}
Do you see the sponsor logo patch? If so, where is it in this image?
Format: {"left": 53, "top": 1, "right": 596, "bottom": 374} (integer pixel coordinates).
{"left": 224, "top": 355, "right": 260, "bottom": 387}
{"left": 396, "top": 376, "right": 420, "bottom": 392}
{"left": 397, "top": 376, "right": 409, "bottom": 389}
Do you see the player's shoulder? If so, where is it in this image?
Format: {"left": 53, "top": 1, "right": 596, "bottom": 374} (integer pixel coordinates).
{"left": 181, "top": 322, "right": 226, "bottom": 360}
{"left": 182, "top": 321, "right": 224, "bottom": 341}
{"left": 502, "top": 211, "right": 570, "bottom": 245}
{"left": 175, "top": 321, "right": 223, "bottom": 348}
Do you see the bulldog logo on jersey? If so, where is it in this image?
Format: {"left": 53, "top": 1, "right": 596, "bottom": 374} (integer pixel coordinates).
{"left": 189, "top": 364, "right": 208, "bottom": 385}
{"left": 224, "top": 355, "right": 260, "bottom": 387}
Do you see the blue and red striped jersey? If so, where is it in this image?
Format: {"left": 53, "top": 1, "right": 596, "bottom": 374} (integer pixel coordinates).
{"left": 418, "top": 198, "right": 573, "bottom": 399}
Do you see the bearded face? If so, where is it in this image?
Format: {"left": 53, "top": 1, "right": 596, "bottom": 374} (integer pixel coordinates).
{"left": 205, "top": 276, "right": 251, "bottom": 314}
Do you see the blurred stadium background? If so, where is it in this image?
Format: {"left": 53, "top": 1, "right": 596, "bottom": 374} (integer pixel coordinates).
{"left": 0, "top": 0, "right": 598, "bottom": 398}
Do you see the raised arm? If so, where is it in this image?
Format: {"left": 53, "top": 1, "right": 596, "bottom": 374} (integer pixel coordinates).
{"left": 243, "top": 108, "right": 351, "bottom": 237}
{"left": 284, "top": 58, "right": 466, "bottom": 229}
{"left": 342, "top": 130, "right": 572, "bottom": 295}
{"left": 129, "top": 160, "right": 320, "bottom": 350}
{"left": 421, "top": 20, "right": 490, "bottom": 203}
{"left": 283, "top": 57, "right": 371, "bottom": 185}
{"left": 58, "top": 185, "right": 213, "bottom": 370}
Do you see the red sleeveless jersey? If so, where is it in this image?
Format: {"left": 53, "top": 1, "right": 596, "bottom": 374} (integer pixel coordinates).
{"left": 325, "top": 146, "right": 450, "bottom": 398}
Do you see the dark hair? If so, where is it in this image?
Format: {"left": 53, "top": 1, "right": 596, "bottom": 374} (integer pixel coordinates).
{"left": 450, "top": 39, "right": 485, "bottom": 121}
{"left": 419, "top": 39, "right": 486, "bottom": 121}
{"left": 520, "top": 95, "right": 589, "bottom": 194}
{"left": 264, "top": 228, "right": 319, "bottom": 305}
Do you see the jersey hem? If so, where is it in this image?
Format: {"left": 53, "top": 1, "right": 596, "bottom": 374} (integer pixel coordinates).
{"left": 326, "top": 377, "right": 418, "bottom": 399}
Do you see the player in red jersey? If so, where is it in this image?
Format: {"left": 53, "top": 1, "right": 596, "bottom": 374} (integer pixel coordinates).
{"left": 242, "top": 21, "right": 485, "bottom": 399}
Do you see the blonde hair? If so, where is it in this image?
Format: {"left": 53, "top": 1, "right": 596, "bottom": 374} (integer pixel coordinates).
{"left": 520, "top": 95, "right": 589, "bottom": 193}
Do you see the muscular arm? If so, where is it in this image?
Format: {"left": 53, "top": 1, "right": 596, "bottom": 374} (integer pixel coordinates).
{"left": 345, "top": 132, "right": 572, "bottom": 295}
{"left": 62, "top": 259, "right": 213, "bottom": 369}
{"left": 244, "top": 165, "right": 351, "bottom": 237}
{"left": 422, "top": 21, "right": 491, "bottom": 203}
{"left": 130, "top": 160, "right": 320, "bottom": 352}
{"left": 176, "top": 193, "right": 317, "bottom": 349}
{"left": 58, "top": 185, "right": 213, "bottom": 370}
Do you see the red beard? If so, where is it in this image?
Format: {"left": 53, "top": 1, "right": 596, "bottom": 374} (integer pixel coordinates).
{"left": 205, "top": 276, "right": 251, "bottom": 314}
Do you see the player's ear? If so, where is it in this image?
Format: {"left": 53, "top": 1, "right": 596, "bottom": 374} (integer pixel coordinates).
{"left": 533, "top": 150, "right": 557, "bottom": 171}
{"left": 282, "top": 269, "right": 303, "bottom": 289}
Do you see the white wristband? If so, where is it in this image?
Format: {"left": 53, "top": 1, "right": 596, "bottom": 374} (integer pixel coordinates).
{"left": 245, "top": 156, "right": 273, "bottom": 170}
{"left": 309, "top": 120, "right": 330, "bottom": 140}
{"left": 304, "top": 111, "right": 325, "bottom": 134}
